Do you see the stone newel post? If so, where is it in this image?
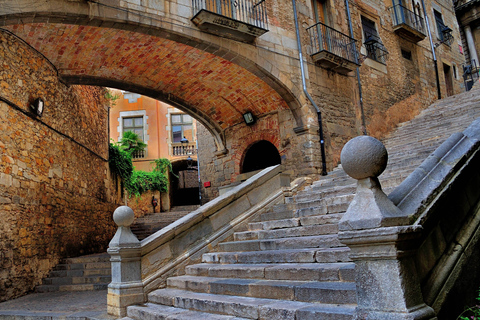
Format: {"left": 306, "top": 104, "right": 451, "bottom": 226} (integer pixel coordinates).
{"left": 338, "top": 136, "right": 436, "bottom": 320}
{"left": 107, "top": 206, "right": 144, "bottom": 317}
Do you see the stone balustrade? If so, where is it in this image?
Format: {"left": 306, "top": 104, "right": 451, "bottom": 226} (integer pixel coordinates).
{"left": 107, "top": 164, "right": 305, "bottom": 317}
{"left": 338, "top": 135, "right": 436, "bottom": 320}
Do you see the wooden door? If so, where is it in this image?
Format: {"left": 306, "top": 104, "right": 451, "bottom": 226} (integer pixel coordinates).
{"left": 444, "top": 63, "right": 454, "bottom": 97}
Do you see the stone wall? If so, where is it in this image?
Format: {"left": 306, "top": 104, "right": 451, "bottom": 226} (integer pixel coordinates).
{"left": 0, "top": 30, "right": 118, "bottom": 302}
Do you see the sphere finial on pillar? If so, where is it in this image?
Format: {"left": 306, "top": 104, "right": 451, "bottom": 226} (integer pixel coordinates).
{"left": 113, "top": 206, "right": 135, "bottom": 227}
{"left": 340, "top": 135, "right": 388, "bottom": 180}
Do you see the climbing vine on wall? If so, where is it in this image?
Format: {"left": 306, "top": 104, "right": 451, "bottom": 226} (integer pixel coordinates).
{"left": 108, "top": 143, "right": 133, "bottom": 180}
{"left": 108, "top": 143, "right": 171, "bottom": 198}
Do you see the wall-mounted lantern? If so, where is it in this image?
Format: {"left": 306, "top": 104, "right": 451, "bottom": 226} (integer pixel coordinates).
{"left": 31, "top": 98, "right": 44, "bottom": 117}
{"left": 243, "top": 112, "right": 256, "bottom": 125}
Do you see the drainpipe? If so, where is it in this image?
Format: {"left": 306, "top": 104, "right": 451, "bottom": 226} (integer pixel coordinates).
{"left": 292, "top": 0, "right": 328, "bottom": 176}
{"left": 345, "top": 0, "right": 367, "bottom": 135}
{"left": 421, "top": 0, "right": 442, "bottom": 99}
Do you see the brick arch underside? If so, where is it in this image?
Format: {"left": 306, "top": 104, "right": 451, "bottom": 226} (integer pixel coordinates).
{"left": 3, "top": 23, "right": 299, "bottom": 153}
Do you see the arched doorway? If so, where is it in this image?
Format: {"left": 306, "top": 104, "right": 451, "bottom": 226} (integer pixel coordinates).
{"left": 242, "top": 140, "right": 281, "bottom": 173}
{"left": 171, "top": 159, "right": 201, "bottom": 207}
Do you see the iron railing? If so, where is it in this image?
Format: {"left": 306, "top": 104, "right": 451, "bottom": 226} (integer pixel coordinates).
{"left": 307, "top": 22, "right": 358, "bottom": 64}
{"left": 389, "top": 4, "right": 426, "bottom": 35}
{"left": 463, "top": 60, "right": 479, "bottom": 91}
{"left": 173, "top": 144, "right": 197, "bottom": 156}
{"left": 192, "top": 0, "right": 268, "bottom": 30}
{"left": 363, "top": 33, "right": 389, "bottom": 64}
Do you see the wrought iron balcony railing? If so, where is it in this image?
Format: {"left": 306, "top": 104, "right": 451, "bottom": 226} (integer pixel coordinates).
{"left": 389, "top": 4, "right": 426, "bottom": 42}
{"left": 192, "top": 0, "right": 268, "bottom": 42}
{"left": 307, "top": 22, "right": 359, "bottom": 74}
{"left": 172, "top": 144, "right": 197, "bottom": 157}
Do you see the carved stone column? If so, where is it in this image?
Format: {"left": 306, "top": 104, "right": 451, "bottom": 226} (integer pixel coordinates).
{"left": 465, "top": 25, "right": 479, "bottom": 67}
{"left": 107, "top": 206, "right": 144, "bottom": 317}
{"left": 338, "top": 136, "right": 436, "bottom": 320}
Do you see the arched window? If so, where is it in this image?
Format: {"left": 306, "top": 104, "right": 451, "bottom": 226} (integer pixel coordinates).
{"left": 242, "top": 140, "right": 281, "bottom": 173}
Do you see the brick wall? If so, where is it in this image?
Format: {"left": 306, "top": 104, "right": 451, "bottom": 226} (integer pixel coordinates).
{"left": 0, "top": 30, "right": 119, "bottom": 302}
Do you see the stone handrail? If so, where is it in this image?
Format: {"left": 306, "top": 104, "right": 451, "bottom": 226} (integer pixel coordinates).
{"left": 338, "top": 118, "right": 480, "bottom": 319}
{"left": 107, "top": 164, "right": 307, "bottom": 317}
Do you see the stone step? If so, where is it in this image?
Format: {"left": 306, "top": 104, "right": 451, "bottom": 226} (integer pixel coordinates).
{"left": 62, "top": 252, "right": 110, "bottom": 264}
{"left": 128, "top": 303, "right": 250, "bottom": 320}
{"left": 53, "top": 261, "right": 110, "bottom": 271}
{"left": 48, "top": 267, "right": 111, "bottom": 278}
{"left": 249, "top": 212, "right": 343, "bottom": 231}
{"left": 220, "top": 234, "right": 342, "bottom": 252}
{"left": 202, "top": 247, "right": 350, "bottom": 264}
{"left": 259, "top": 209, "right": 296, "bottom": 222}
{"left": 185, "top": 262, "right": 355, "bottom": 282}
{"left": 147, "top": 288, "right": 355, "bottom": 320}
{"left": 167, "top": 276, "right": 357, "bottom": 304}
{"left": 234, "top": 223, "right": 339, "bottom": 242}
{"left": 35, "top": 282, "right": 108, "bottom": 293}
{"left": 42, "top": 275, "right": 111, "bottom": 286}
{"left": 35, "top": 252, "right": 112, "bottom": 293}
{"left": 294, "top": 185, "right": 356, "bottom": 203}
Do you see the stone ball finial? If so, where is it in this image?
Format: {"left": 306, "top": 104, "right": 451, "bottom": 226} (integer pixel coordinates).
{"left": 113, "top": 206, "right": 135, "bottom": 227}
{"left": 341, "top": 135, "right": 388, "bottom": 180}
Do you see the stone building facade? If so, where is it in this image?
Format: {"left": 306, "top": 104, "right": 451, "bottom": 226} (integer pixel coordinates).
{"left": 455, "top": 0, "right": 480, "bottom": 89}
{"left": 0, "top": 30, "right": 119, "bottom": 302}
{"left": 0, "top": 0, "right": 468, "bottom": 300}
{"left": 197, "top": 0, "right": 466, "bottom": 201}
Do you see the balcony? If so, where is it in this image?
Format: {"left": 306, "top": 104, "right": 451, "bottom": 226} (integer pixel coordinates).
{"left": 172, "top": 143, "right": 197, "bottom": 157}
{"left": 307, "top": 22, "right": 359, "bottom": 75}
{"left": 131, "top": 149, "right": 146, "bottom": 159}
{"left": 191, "top": 0, "right": 268, "bottom": 43}
{"left": 389, "top": 4, "right": 426, "bottom": 43}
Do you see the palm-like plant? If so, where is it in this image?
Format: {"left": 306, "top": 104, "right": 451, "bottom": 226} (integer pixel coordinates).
{"left": 119, "top": 131, "right": 147, "bottom": 155}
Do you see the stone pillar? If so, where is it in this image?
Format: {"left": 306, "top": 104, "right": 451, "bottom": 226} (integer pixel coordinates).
{"left": 338, "top": 136, "right": 436, "bottom": 320}
{"left": 107, "top": 206, "right": 144, "bottom": 317}
{"left": 465, "top": 25, "right": 479, "bottom": 68}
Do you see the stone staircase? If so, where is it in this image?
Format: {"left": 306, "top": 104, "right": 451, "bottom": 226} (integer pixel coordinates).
{"left": 35, "top": 253, "right": 111, "bottom": 293}
{"left": 122, "top": 87, "right": 480, "bottom": 319}
{"left": 131, "top": 205, "right": 200, "bottom": 241}
{"left": 35, "top": 206, "right": 200, "bottom": 293}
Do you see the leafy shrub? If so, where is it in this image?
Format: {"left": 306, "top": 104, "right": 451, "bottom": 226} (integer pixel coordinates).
{"left": 119, "top": 131, "right": 147, "bottom": 156}
{"left": 458, "top": 288, "right": 480, "bottom": 320}
{"left": 108, "top": 143, "right": 133, "bottom": 180}
{"left": 109, "top": 144, "right": 171, "bottom": 198}
{"left": 124, "top": 170, "right": 168, "bottom": 198}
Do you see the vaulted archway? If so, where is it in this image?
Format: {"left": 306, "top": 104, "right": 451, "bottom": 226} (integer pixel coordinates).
{"left": 0, "top": 0, "right": 310, "bottom": 155}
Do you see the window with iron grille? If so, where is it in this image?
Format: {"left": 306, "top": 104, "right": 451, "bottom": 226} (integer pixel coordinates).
{"left": 362, "top": 16, "right": 389, "bottom": 64}
{"left": 171, "top": 114, "right": 193, "bottom": 143}
{"left": 434, "top": 10, "right": 446, "bottom": 41}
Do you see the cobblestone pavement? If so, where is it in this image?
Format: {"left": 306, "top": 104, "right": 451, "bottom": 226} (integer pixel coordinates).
{"left": 0, "top": 290, "right": 117, "bottom": 319}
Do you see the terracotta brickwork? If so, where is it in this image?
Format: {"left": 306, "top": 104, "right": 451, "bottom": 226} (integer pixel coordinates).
{"left": 0, "top": 30, "right": 118, "bottom": 302}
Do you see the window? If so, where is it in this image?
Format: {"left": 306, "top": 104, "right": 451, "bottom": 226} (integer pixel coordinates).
{"left": 362, "top": 16, "right": 389, "bottom": 64}
{"left": 312, "top": 0, "right": 328, "bottom": 25}
{"left": 401, "top": 49, "right": 412, "bottom": 60}
{"left": 171, "top": 114, "right": 193, "bottom": 143}
{"left": 123, "top": 117, "right": 144, "bottom": 141}
{"left": 434, "top": 10, "right": 446, "bottom": 41}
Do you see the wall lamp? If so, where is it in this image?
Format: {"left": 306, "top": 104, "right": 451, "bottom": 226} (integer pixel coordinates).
{"left": 243, "top": 112, "right": 256, "bottom": 125}
{"left": 31, "top": 98, "right": 44, "bottom": 117}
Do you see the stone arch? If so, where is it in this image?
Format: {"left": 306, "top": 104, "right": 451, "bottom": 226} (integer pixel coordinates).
{"left": 170, "top": 157, "right": 200, "bottom": 207}
{"left": 234, "top": 131, "right": 282, "bottom": 175}
{"left": 241, "top": 140, "right": 281, "bottom": 173}
{"left": 0, "top": 2, "right": 309, "bottom": 147}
